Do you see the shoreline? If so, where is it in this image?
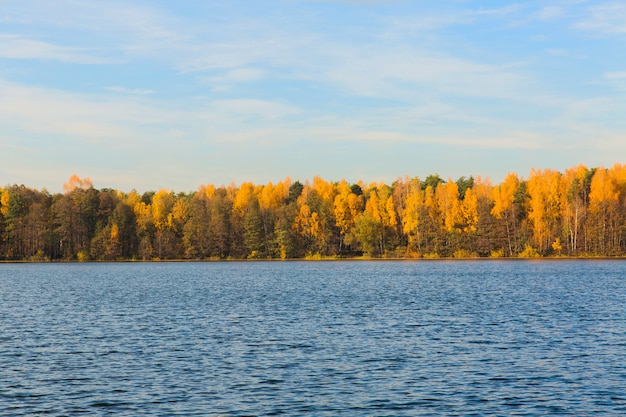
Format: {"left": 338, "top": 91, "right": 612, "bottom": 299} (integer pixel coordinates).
{"left": 2, "top": 256, "right": 626, "bottom": 264}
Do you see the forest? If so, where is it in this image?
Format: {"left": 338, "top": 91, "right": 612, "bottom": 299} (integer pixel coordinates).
{"left": 2, "top": 163, "right": 626, "bottom": 261}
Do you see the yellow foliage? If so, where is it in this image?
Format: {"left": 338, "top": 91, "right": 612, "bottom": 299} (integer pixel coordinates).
{"left": 564, "top": 164, "right": 589, "bottom": 184}
{"left": 133, "top": 200, "right": 152, "bottom": 227}
{"left": 233, "top": 182, "right": 255, "bottom": 215}
{"left": 472, "top": 176, "right": 493, "bottom": 201}
{"left": 518, "top": 244, "right": 540, "bottom": 258}
{"left": 589, "top": 167, "right": 618, "bottom": 213}
{"left": 424, "top": 186, "right": 436, "bottom": 219}
{"left": 199, "top": 184, "right": 216, "bottom": 200}
{"left": 436, "top": 180, "right": 460, "bottom": 232}
{"left": 453, "top": 249, "right": 478, "bottom": 258}
{"left": 110, "top": 223, "right": 119, "bottom": 240}
{"left": 171, "top": 198, "right": 189, "bottom": 227}
{"left": 610, "top": 163, "right": 626, "bottom": 189}
{"left": 491, "top": 173, "right": 519, "bottom": 219}
{"left": 124, "top": 190, "right": 141, "bottom": 208}
{"left": 461, "top": 188, "right": 478, "bottom": 232}
{"left": 295, "top": 204, "right": 311, "bottom": 235}
{"left": 152, "top": 189, "right": 174, "bottom": 229}
{"left": 333, "top": 180, "right": 361, "bottom": 235}
{"left": 527, "top": 168, "right": 562, "bottom": 251}
{"left": 259, "top": 180, "right": 289, "bottom": 211}
{"left": 0, "top": 189, "right": 9, "bottom": 216}
{"left": 385, "top": 196, "right": 398, "bottom": 228}
{"left": 401, "top": 183, "right": 422, "bottom": 235}
{"left": 310, "top": 212, "right": 320, "bottom": 238}
{"left": 312, "top": 176, "right": 335, "bottom": 203}
{"left": 63, "top": 174, "right": 93, "bottom": 193}
{"left": 365, "top": 190, "right": 382, "bottom": 222}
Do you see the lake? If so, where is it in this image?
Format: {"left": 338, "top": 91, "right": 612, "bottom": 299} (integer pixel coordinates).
{"left": 1, "top": 260, "right": 626, "bottom": 416}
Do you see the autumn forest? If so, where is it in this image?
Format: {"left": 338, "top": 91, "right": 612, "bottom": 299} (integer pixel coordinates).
{"left": 2, "top": 163, "right": 626, "bottom": 261}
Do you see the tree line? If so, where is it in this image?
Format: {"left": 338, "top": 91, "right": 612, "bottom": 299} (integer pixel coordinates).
{"left": 2, "top": 163, "right": 626, "bottom": 261}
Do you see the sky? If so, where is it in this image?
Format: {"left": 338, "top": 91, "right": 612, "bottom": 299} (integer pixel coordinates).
{"left": 1, "top": 0, "right": 626, "bottom": 193}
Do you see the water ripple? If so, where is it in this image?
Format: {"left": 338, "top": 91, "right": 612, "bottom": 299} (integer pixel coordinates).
{"left": 1, "top": 260, "right": 626, "bottom": 415}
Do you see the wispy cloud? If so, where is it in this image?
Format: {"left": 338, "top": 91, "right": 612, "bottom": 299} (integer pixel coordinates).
{"left": 209, "top": 99, "right": 300, "bottom": 119}
{"left": 0, "top": 80, "right": 171, "bottom": 140}
{"left": 534, "top": 6, "right": 565, "bottom": 21}
{"left": 0, "top": 34, "right": 111, "bottom": 63}
{"left": 317, "top": 45, "right": 530, "bottom": 102}
{"left": 1, "top": 1, "right": 190, "bottom": 63}
{"left": 574, "top": 3, "right": 626, "bottom": 34}
{"left": 605, "top": 71, "right": 626, "bottom": 79}
{"left": 203, "top": 68, "right": 267, "bottom": 91}
{"left": 106, "top": 86, "right": 155, "bottom": 95}
{"left": 602, "top": 71, "right": 626, "bottom": 91}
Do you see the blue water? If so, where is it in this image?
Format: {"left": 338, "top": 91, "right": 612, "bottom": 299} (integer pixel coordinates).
{"left": 1, "top": 260, "right": 626, "bottom": 416}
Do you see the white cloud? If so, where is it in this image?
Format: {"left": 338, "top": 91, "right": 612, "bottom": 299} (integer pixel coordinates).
{"left": 0, "top": 34, "right": 111, "bottom": 63}
{"left": 203, "top": 68, "right": 267, "bottom": 91}
{"left": 0, "top": 80, "right": 173, "bottom": 142}
{"left": 471, "top": 4, "right": 524, "bottom": 17}
{"left": 534, "top": 6, "right": 565, "bottom": 21}
{"left": 319, "top": 46, "right": 530, "bottom": 102}
{"left": 106, "top": 86, "right": 155, "bottom": 95}
{"left": 602, "top": 72, "right": 626, "bottom": 91}
{"left": 605, "top": 71, "right": 626, "bottom": 79}
{"left": 209, "top": 99, "right": 300, "bottom": 119}
{"left": 574, "top": 3, "right": 626, "bottom": 34}
{"left": 1, "top": 1, "right": 190, "bottom": 63}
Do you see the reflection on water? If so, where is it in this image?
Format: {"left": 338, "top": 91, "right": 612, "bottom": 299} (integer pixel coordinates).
{"left": 1, "top": 260, "right": 626, "bottom": 416}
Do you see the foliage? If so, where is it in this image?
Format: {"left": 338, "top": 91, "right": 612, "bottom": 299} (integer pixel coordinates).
{"left": 3, "top": 165, "right": 626, "bottom": 260}
{"left": 518, "top": 244, "right": 540, "bottom": 258}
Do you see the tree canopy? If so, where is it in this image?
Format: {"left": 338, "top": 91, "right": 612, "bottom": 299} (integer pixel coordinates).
{"left": 2, "top": 164, "right": 626, "bottom": 261}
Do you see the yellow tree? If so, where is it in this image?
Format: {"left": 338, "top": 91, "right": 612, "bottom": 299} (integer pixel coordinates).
{"left": 312, "top": 176, "right": 336, "bottom": 205}
{"left": 152, "top": 190, "right": 174, "bottom": 231}
{"left": 257, "top": 179, "right": 290, "bottom": 257}
{"left": 106, "top": 223, "right": 122, "bottom": 259}
{"left": 294, "top": 201, "right": 320, "bottom": 254}
{"left": 171, "top": 197, "right": 189, "bottom": 233}
{"left": 588, "top": 166, "right": 619, "bottom": 254}
{"left": 420, "top": 184, "right": 443, "bottom": 254}
{"left": 361, "top": 184, "right": 400, "bottom": 255}
{"left": 400, "top": 177, "right": 423, "bottom": 253}
{"left": 199, "top": 184, "right": 216, "bottom": 200}
{"left": 460, "top": 188, "right": 478, "bottom": 233}
{"left": 466, "top": 176, "right": 497, "bottom": 256}
{"left": 151, "top": 189, "right": 175, "bottom": 258}
{"left": 233, "top": 182, "right": 255, "bottom": 216}
{"left": 63, "top": 174, "right": 93, "bottom": 193}
{"left": 302, "top": 177, "right": 336, "bottom": 255}
{"left": 259, "top": 179, "right": 289, "bottom": 213}
{"left": 436, "top": 180, "right": 461, "bottom": 233}
{"left": 333, "top": 180, "right": 363, "bottom": 251}
{"left": 365, "top": 187, "right": 382, "bottom": 222}
{"left": 610, "top": 163, "right": 626, "bottom": 254}
{"left": 527, "top": 168, "right": 562, "bottom": 254}
{"left": 610, "top": 162, "right": 626, "bottom": 192}
{"left": 232, "top": 183, "right": 266, "bottom": 257}
{"left": 0, "top": 187, "right": 9, "bottom": 217}
{"left": 491, "top": 173, "right": 520, "bottom": 256}
{"left": 362, "top": 187, "right": 385, "bottom": 255}
{"left": 385, "top": 193, "right": 398, "bottom": 230}
{"left": 561, "top": 164, "right": 590, "bottom": 254}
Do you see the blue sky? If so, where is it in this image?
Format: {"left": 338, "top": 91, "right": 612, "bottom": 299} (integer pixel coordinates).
{"left": 1, "top": 0, "right": 625, "bottom": 192}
